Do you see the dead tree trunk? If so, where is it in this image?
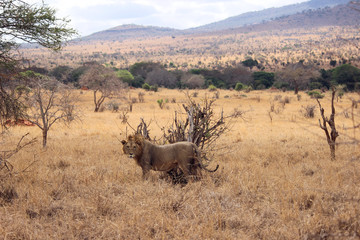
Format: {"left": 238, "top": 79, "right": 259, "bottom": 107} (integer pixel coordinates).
{"left": 317, "top": 88, "right": 339, "bottom": 160}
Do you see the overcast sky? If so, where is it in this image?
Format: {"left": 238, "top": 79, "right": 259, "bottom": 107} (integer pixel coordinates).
{"left": 28, "top": 0, "right": 308, "bottom": 36}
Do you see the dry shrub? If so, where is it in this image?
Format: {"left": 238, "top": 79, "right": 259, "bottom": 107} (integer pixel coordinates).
{"left": 138, "top": 92, "right": 145, "bottom": 103}
{"left": 119, "top": 111, "right": 129, "bottom": 124}
{"left": 0, "top": 185, "right": 18, "bottom": 206}
{"left": 274, "top": 95, "right": 282, "bottom": 101}
{"left": 131, "top": 97, "right": 138, "bottom": 104}
{"left": 302, "top": 105, "right": 316, "bottom": 118}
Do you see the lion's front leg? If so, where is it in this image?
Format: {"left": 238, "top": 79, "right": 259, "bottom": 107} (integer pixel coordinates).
{"left": 141, "top": 167, "right": 150, "bottom": 180}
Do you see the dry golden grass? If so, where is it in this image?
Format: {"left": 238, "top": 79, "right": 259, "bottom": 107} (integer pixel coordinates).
{"left": 1, "top": 89, "right": 359, "bottom": 239}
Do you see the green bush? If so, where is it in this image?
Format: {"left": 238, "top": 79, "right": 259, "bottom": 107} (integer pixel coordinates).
{"left": 235, "top": 82, "right": 245, "bottom": 91}
{"left": 307, "top": 90, "right": 324, "bottom": 99}
{"left": 150, "top": 85, "right": 158, "bottom": 92}
{"left": 273, "top": 81, "right": 290, "bottom": 90}
{"left": 157, "top": 99, "right": 165, "bottom": 109}
{"left": 309, "top": 82, "right": 323, "bottom": 90}
{"left": 142, "top": 83, "right": 151, "bottom": 90}
{"left": 252, "top": 71, "right": 274, "bottom": 89}
{"left": 208, "top": 84, "right": 217, "bottom": 91}
{"left": 116, "top": 69, "right": 134, "bottom": 84}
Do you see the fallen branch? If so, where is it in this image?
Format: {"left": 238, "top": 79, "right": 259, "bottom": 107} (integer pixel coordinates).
{"left": 0, "top": 133, "right": 37, "bottom": 173}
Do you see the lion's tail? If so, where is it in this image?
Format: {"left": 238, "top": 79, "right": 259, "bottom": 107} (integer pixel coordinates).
{"left": 193, "top": 144, "right": 219, "bottom": 173}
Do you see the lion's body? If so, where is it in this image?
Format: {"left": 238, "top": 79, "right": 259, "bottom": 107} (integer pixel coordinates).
{"left": 121, "top": 134, "right": 215, "bottom": 180}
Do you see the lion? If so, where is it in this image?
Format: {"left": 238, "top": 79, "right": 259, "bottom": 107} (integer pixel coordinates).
{"left": 121, "top": 134, "right": 218, "bottom": 181}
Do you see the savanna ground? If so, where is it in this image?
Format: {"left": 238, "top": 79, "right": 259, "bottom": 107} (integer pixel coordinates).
{"left": 1, "top": 88, "right": 360, "bottom": 239}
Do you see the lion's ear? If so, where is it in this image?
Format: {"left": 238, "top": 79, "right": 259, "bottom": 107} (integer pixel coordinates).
{"left": 134, "top": 134, "right": 143, "bottom": 145}
{"left": 121, "top": 140, "right": 127, "bottom": 145}
{"left": 135, "top": 139, "right": 142, "bottom": 146}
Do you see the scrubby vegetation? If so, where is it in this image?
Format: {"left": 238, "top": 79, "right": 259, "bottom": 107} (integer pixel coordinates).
{"left": 24, "top": 59, "right": 360, "bottom": 94}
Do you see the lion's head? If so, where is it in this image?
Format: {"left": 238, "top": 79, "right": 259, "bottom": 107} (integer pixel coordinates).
{"left": 121, "top": 134, "right": 144, "bottom": 159}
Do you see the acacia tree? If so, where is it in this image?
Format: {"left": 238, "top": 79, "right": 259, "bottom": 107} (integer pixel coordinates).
{"left": 21, "top": 71, "right": 78, "bottom": 147}
{"left": 79, "top": 63, "right": 126, "bottom": 112}
{"left": 146, "top": 68, "right": 177, "bottom": 88}
{"left": 180, "top": 73, "right": 205, "bottom": 89}
{"left": 0, "top": 0, "right": 76, "bottom": 127}
{"left": 276, "top": 61, "right": 320, "bottom": 94}
{"left": 223, "top": 65, "right": 252, "bottom": 88}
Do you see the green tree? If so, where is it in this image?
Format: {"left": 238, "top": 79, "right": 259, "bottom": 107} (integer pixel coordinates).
{"left": 116, "top": 69, "right": 134, "bottom": 85}
{"left": 67, "top": 65, "right": 89, "bottom": 87}
{"left": 252, "top": 71, "right": 275, "bottom": 89}
{"left": 129, "top": 62, "right": 162, "bottom": 79}
{"left": 242, "top": 58, "right": 259, "bottom": 69}
{"left": 50, "top": 65, "right": 72, "bottom": 83}
{"left": 330, "top": 60, "right": 337, "bottom": 67}
{"left": 332, "top": 64, "right": 360, "bottom": 91}
{"left": 0, "top": 0, "right": 76, "bottom": 127}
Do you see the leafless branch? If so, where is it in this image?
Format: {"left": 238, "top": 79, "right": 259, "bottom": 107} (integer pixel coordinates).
{"left": 0, "top": 133, "right": 37, "bottom": 173}
{"left": 316, "top": 88, "right": 339, "bottom": 160}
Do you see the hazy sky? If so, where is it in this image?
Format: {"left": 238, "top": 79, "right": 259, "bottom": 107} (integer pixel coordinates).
{"left": 28, "top": 0, "right": 308, "bottom": 36}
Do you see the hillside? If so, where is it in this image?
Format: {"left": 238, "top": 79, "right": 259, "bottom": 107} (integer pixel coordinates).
{"left": 74, "top": 0, "right": 351, "bottom": 42}
{"left": 220, "top": 4, "right": 360, "bottom": 34}
{"left": 74, "top": 0, "right": 352, "bottom": 43}
{"left": 75, "top": 24, "right": 179, "bottom": 42}
{"left": 190, "top": 0, "right": 350, "bottom": 32}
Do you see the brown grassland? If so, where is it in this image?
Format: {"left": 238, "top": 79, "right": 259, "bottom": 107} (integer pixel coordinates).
{"left": 1, "top": 88, "right": 360, "bottom": 239}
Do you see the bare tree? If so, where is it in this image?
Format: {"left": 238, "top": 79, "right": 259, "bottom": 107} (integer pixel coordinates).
{"left": 79, "top": 63, "right": 126, "bottom": 112}
{"left": 317, "top": 88, "right": 339, "bottom": 160}
{"left": 276, "top": 61, "right": 320, "bottom": 94}
{"left": 23, "top": 71, "right": 78, "bottom": 147}
{"left": 145, "top": 68, "right": 177, "bottom": 88}
{"left": 223, "top": 64, "right": 252, "bottom": 88}
{"left": 181, "top": 73, "right": 205, "bottom": 89}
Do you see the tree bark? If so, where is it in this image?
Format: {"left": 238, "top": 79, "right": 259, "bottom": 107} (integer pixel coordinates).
{"left": 42, "top": 128, "right": 48, "bottom": 148}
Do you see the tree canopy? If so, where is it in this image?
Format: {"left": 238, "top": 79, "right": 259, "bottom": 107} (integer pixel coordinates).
{"left": 0, "top": 0, "right": 76, "bottom": 126}
{"left": 1, "top": 0, "right": 76, "bottom": 63}
{"left": 332, "top": 64, "right": 360, "bottom": 91}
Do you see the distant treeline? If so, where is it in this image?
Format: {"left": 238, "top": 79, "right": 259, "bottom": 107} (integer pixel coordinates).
{"left": 28, "top": 59, "right": 360, "bottom": 92}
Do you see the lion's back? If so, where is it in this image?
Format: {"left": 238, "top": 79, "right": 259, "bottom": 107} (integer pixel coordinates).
{"left": 152, "top": 141, "right": 195, "bottom": 160}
